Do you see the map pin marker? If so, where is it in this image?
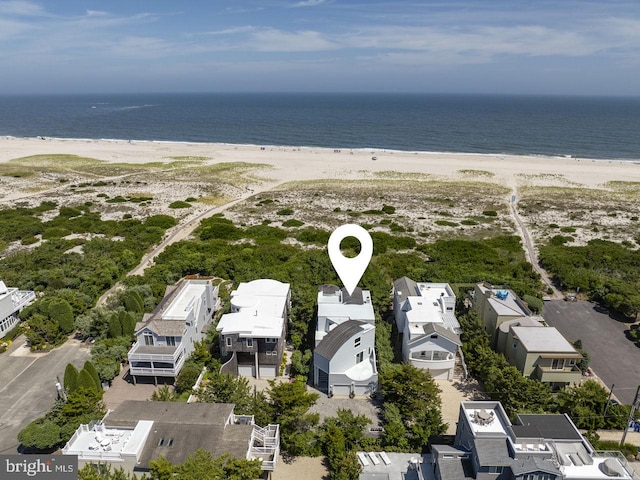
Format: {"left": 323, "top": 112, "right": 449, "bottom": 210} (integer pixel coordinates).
{"left": 328, "top": 224, "right": 373, "bottom": 296}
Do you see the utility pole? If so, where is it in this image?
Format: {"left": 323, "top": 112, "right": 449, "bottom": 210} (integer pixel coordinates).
{"left": 620, "top": 385, "right": 640, "bottom": 447}
{"left": 603, "top": 383, "right": 615, "bottom": 418}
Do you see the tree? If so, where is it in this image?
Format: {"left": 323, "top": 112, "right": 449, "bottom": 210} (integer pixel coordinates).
{"left": 264, "top": 378, "right": 320, "bottom": 456}
{"left": 195, "top": 372, "right": 252, "bottom": 414}
{"left": 556, "top": 380, "right": 609, "bottom": 430}
{"left": 380, "top": 403, "right": 409, "bottom": 451}
{"left": 48, "top": 297, "right": 75, "bottom": 334}
{"left": 379, "top": 363, "right": 445, "bottom": 450}
{"left": 108, "top": 313, "right": 123, "bottom": 338}
{"left": 175, "top": 361, "right": 202, "bottom": 393}
{"left": 124, "top": 290, "right": 144, "bottom": 313}
{"left": 78, "top": 464, "right": 144, "bottom": 480}
{"left": 78, "top": 368, "right": 99, "bottom": 392}
{"left": 83, "top": 361, "right": 103, "bottom": 392}
{"left": 150, "top": 450, "right": 262, "bottom": 480}
{"left": 64, "top": 363, "right": 79, "bottom": 393}
{"left": 18, "top": 419, "right": 62, "bottom": 450}
{"left": 290, "top": 349, "right": 312, "bottom": 377}
{"left": 119, "top": 311, "right": 137, "bottom": 337}
{"left": 572, "top": 339, "right": 591, "bottom": 374}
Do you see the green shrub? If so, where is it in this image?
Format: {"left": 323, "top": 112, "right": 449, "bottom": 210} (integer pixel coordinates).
{"left": 523, "top": 294, "right": 544, "bottom": 314}
{"left": 175, "top": 361, "right": 201, "bottom": 393}
{"left": 21, "top": 236, "right": 39, "bottom": 245}
{"left": 276, "top": 208, "right": 294, "bottom": 216}
{"left": 461, "top": 219, "right": 479, "bottom": 226}
{"left": 482, "top": 210, "right": 498, "bottom": 217}
{"left": 169, "top": 201, "right": 191, "bottom": 209}
{"left": 106, "top": 196, "right": 127, "bottom": 203}
{"left": 282, "top": 219, "right": 304, "bottom": 227}
{"left": 381, "top": 204, "right": 396, "bottom": 214}
{"left": 435, "top": 220, "right": 458, "bottom": 227}
{"left": 185, "top": 197, "right": 197, "bottom": 202}
{"left": 560, "top": 226, "right": 576, "bottom": 233}
{"left": 389, "top": 222, "right": 406, "bottom": 232}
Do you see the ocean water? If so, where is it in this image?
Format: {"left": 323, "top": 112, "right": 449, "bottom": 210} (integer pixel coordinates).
{"left": 0, "top": 93, "right": 639, "bottom": 160}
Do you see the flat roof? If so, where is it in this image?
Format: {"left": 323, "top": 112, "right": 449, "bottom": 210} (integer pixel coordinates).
{"left": 511, "top": 326, "right": 578, "bottom": 353}
{"left": 163, "top": 282, "right": 208, "bottom": 320}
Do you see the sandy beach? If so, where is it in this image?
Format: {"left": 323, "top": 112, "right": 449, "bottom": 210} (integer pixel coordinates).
{"left": 1, "top": 136, "right": 638, "bottom": 189}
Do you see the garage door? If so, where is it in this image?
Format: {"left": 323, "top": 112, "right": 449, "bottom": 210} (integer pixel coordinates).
{"left": 259, "top": 365, "right": 277, "bottom": 378}
{"left": 238, "top": 364, "right": 255, "bottom": 377}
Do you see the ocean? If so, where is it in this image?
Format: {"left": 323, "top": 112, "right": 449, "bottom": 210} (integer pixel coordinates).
{"left": 0, "top": 93, "right": 639, "bottom": 160}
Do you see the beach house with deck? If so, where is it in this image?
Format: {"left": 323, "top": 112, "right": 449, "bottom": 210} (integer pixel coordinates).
{"left": 218, "top": 279, "right": 290, "bottom": 379}
{"left": 128, "top": 278, "right": 218, "bottom": 384}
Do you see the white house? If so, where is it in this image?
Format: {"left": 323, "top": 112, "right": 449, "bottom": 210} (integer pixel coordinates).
{"left": 315, "top": 285, "right": 375, "bottom": 347}
{"left": 0, "top": 280, "right": 36, "bottom": 338}
{"left": 217, "top": 279, "right": 290, "bottom": 379}
{"left": 403, "top": 323, "right": 462, "bottom": 380}
{"left": 393, "top": 277, "right": 464, "bottom": 380}
{"left": 128, "top": 278, "right": 219, "bottom": 383}
{"left": 313, "top": 320, "right": 377, "bottom": 397}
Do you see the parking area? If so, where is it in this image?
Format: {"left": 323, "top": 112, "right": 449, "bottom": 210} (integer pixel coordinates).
{"left": 0, "top": 336, "right": 91, "bottom": 453}
{"left": 543, "top": 300, "right": 640, "bottom": 404}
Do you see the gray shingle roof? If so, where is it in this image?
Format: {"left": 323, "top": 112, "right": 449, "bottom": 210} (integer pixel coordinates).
{"left": 514, "top": 414, "right": 582, "bottom": 441}
{"left": 474, "top": 438, "right": 512, "bottom": 466}
{"left": 314, "top": 320, "right": 366, "bottom": 361}
{"left": 393, "top": 277, "right": 419, "bottom": 305}
{"left": 422, "top": 323, "right": 461, "bottom": 346}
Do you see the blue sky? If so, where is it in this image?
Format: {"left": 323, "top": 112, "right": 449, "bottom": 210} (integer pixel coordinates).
{"left": 1, "top": 0, "right": 639, "bottom": 95}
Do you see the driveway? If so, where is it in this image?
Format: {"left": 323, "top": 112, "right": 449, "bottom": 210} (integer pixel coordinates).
{"left": 0, "top": 336, "right": 91, "bottom": 453}
{"left": 543, "top": 300, "right": 640, "bottom": 405}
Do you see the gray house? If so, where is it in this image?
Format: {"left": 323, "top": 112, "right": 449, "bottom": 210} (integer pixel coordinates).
{"left": 431, "top": 400, "right": 637, "bottom": 480}
{"left": 313, "top": 320, "right": 377, "bottom": 397}
{"left": 128, "top": 278, "right": 219, "bottom": 383}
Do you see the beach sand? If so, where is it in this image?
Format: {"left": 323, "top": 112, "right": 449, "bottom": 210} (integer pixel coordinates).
{"left": 1, "top": 136, "right": 638, "bottom": 189}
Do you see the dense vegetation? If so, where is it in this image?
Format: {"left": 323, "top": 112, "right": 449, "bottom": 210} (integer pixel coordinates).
{"left": 540, "top": 239, "right": 640, "bottom": 320}
{"left": 0, "top": 201, "right": 176, "bottom": 350}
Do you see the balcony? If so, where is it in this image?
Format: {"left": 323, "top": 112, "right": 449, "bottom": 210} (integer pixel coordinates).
{"left": 248, "top": 424, "right": 280, "bottom": 471}
{"left": 534, "top": 364, "right": 582, "bottom": 384}
{"left": 409, "top": 350, "right": 455, "bottom": 371}
{"left": 128, "top": 343, "right": 185, "bottom": 377}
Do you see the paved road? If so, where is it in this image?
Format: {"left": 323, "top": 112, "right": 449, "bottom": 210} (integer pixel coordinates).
{"left": 543, "top": 300, "right": 640, "bottom": 405}
{"left": 0, "top": 336, "right": 91, "bottom": 453}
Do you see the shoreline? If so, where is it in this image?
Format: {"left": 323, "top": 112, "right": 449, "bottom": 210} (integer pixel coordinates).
{"left": 2, "top": 135, "right": 639, "bottom": 164}
{"left": 1, "top": 136, "right": 639, "bottom": 195}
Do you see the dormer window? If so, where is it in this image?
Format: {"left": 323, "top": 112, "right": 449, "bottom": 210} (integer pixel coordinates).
{"left": 143, "top": 333, "right": 154, "bottom": 346}
{"left": 166, "top": 336, "right": 176, "bottom": 346}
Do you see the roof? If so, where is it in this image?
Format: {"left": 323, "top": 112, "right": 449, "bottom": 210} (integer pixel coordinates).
{"left": 510, "top": 456, "right": 561, "bottom": 476}
{"left": 474, "top": 438, "right": 512, "bottom": 466}
{"left": 317, "top": 288, "right": 375, "bottom": 323}
{"left": 514, "top": 414, "right": 582, "bottom": 441}
{"left": 411, "top": 322, "right": 461, "bottom": 346}
{"left": 393, "top": 276, "right": 419, "bottom": 305}
{"left": 135, "top": 279, "right": 212, "bottom": 335}
{"left": 105, "top": 401, "right": 235, "bottom": 429}
{"left": 217, "top": 311, "right": 284, "bottom": 338}
{"left": 103, "top": 401, "right": 252, "bottom": 469}
{"left": 315, "top": 320, "right": 369, "bottom": 360}
{"left": 511, "top": 326, "right": 579, "bottom": 354}
{"left": 498, "top": 316, "right": 544, "bottom": 333}
{"left": 137, "top": 423, "right": 253, "bottom": 468}
{"left": 233, "top": 279, "right": 290, "bottom": 298}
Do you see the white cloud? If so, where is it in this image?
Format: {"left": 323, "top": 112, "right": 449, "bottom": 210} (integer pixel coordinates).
{"left": 0, "top": 0, "right": 45, "bottom": 16}
{"left": 290, "top": 0, "right": 326, "bottom": 7}
{"left": 249, "top": 28, "right": 338, "bottom": 51}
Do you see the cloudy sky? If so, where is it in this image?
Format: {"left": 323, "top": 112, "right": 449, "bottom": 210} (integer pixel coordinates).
{"left": 1, "top": 0, "right": 639, "bottom": 95}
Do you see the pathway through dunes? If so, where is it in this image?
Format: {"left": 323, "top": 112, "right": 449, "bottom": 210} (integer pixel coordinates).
{"left": 510, "top": 187, "right": 562, "bottom": 299}
{"left": 96, "top": 179, "right": 287, "bottom": 306}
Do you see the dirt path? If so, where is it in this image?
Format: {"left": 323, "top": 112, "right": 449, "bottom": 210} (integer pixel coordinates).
{"left": 96, "top": 179, "right": 286, "bottom": 306}
{"left": 510, "top": 188, "right": 563, "bottom": 299}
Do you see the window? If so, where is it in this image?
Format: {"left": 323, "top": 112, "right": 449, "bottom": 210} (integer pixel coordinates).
{"left": 157, "top": 437, "right": 165, "bottom": 447}
{"left": 266, "top": 338, "right": 277, "bottom": 343}
{"left": 165, "top": 336, "right": 176, "bottom": 346}
{"left": 226, "top": 336, "right": 232, "bottom": 347}
{"left": 354, "top": 337, "right": 361, "bottom": 348}
{"left": 551, "top": 358, "right": 565, "bottom": 370}
{"left": 167, "top": 438, "right": 174, "bottom": 447}
{"left": 143, "top": 333, "right": 154, "bottom": 346}
{"left": 568, "top": 359, "right": 576, "bottom": 366}
{"left": 355, "top": 351, "right": 364, "bottom": 364}
{"left": 247, "top": 338, "right": 254, "bottom": 348}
